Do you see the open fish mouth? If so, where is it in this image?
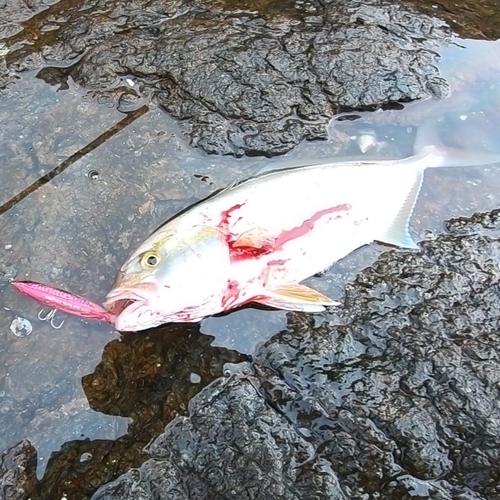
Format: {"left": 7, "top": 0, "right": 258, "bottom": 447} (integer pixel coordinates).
{"left": 105, "top": 298, "right": 142, "bottom": 317}
{"left": 103, "top": 290, "right": 152, "bottom": 318}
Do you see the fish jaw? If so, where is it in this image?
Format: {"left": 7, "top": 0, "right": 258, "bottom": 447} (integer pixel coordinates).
{"left": 104, "top": 285, "right": 222, "bottom": 331}
{"left": 103, "top": 283, "right": 164, "bottom": 332}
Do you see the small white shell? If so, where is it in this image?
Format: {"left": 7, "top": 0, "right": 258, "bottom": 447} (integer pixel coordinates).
{"left": 10, "top": 317, "right": 33, "bottom": 337}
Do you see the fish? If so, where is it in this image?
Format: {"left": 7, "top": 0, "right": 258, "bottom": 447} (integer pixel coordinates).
{"left": 103, "top": 125, "right": 500, "bottom": 332}
{"left": 12, "top": 280, "right": 114, "bottom": 323}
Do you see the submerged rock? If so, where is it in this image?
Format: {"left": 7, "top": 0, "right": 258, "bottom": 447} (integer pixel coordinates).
{"left": 91, "top": 208, "right": 500, "bottom": 500}
{"left": 402, "top": 0, "right": 500, "bottom": 41}
{"left": 14, "top": 327, "right": 243, "bottom": 500}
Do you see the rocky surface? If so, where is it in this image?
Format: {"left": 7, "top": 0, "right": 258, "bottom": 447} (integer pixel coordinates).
{"left": 0, "top": 325, "right": 243, "bottom": 500}
{"left": 402, "top": 0, "right": 500, "bottom": 40}
{"left": 90, "top": 209, "right": 500, "bottom": 500}
{"left": 3, "top": 0, "right": 456, "bottom": 157}
{"left": 0, "top": 440, "right": 37, "bottom": 500}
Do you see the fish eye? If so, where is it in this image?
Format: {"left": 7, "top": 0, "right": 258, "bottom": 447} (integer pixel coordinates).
{"left": 141, "top": 252, "right": 160, "bottom": 269}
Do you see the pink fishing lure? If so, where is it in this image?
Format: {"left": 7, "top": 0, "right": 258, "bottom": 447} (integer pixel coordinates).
{"left": 12, "top": 280, "right": 114, "bottom": 323}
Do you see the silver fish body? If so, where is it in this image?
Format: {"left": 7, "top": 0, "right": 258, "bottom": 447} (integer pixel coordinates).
{"left": 103, "top": 143, "right": 499, "bottom": 332}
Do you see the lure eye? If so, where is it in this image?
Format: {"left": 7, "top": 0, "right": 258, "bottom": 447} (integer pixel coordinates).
{"left": 141, "top": 252, "right": 160, "bottom": 269}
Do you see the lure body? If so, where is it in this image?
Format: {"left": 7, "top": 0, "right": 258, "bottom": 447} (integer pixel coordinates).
{"left": 12, "top": 280, "right": 114, "bottom": 323}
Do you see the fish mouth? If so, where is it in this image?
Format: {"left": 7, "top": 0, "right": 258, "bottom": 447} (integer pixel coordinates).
{"left": 103, "top": 289, "right": 152, "bottom": 318}
{"left": 106, "top": 298, "right": 142, "bottom": 317}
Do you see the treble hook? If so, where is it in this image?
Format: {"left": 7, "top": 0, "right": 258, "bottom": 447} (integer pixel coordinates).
{"left": 37, "top": 308, "right": 65, "bottom": 329}
{"left": 37, "top": 307, "right": 54, "bottom": 321}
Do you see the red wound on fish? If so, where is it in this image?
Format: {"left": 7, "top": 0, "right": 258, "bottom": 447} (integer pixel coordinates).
{"left": 221, "top": 280, "right": 241, "bottom": 309}
{"left": 221, "top": 203, "right": 351, "bottom": 263}
{"left": 228, "top": 244, "right": 273, "bottom": 261}
{"left": 219, "top": 203, "right": 273, "bottom": 261}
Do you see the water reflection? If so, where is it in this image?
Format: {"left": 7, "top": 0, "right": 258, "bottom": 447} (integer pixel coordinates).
{"left": 0, "top": 324, "right": 243, "bottom": 497}
{"left": 201, "top": 308, "right": 289, "bottom": 354}
{"left": 0, "top": 24, "right": 499, "bottom": 500}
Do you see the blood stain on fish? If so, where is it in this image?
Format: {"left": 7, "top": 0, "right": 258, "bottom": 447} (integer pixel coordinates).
{"left": 219, "top": 203, "right": 273, "bottom": 262}
{"left": 221, "top": 280, "right": 241, "bottom": 309}
{"left": 224, "top": 204, "right": 351, "bottom": 263}
{"left": 274, "top": 204, "right": 351, "bottom": 247}
{"left": 220, "top": 204, "right": 244, "bottom": 229}
{"left": 267, "top": 259, "right": 286, "bottom": 266}
{"left": 229, "top": 244, "right": 272, "bottom": 262}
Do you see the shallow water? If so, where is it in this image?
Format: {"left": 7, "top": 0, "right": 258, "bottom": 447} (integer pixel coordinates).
{"left": 1, "top": 1, "right": 500, "bottom": 497}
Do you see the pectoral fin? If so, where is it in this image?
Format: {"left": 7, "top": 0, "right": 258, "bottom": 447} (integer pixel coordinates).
{"left": 253, "top": 283, "right": 340, "bottom": 312}
{"left": 377, "top": 171, "right": 423, "bottom": 250}
{"left": 233, "top": 228, "right": 274, "bottom": 249}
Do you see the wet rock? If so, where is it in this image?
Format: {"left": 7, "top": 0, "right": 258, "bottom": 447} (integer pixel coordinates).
{"left": 0, "top": 0, "right": 57, "bottom": 39}
{"left": 91, "top": 208, "right": 500, "bottom": 499}
{"left": 3, "top": 0, "right": 453, "bottom": 157}
{"left": 67, "top": 0, "right": 452, "bottom": 157}
{"left": 444, "top": 208, "right": 500, "bottom": 236}
{"left": 403, "top": 0, "right": 500, "bottom": 41}
{"left": 21, "top": 326, "right": 244, "bottom": 500}
{"left": 0, "top": 439, "right": 37, "bottom": 500}
{"left": 93, "top": 375, "right": 345, "bottom": 500}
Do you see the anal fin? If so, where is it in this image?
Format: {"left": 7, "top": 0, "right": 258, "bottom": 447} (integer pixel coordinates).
{"left": 253, "top": 283, "right": 340, "bottom": 312}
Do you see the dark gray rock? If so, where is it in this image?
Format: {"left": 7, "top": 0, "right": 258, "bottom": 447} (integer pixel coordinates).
{"left": 0, "top": 440, "right": 37, "bottom": 500}
{"left": 3, "top": 327, "right": 244, "bottom": 500}
{"left": 91, "top": 209, "right": 500, "bottom": 499}
{"left": 4, "top": 0, "right": 453, "bottom": 157}
{"left": 65, "top": 0, "right": 452, "bottom": 157}
{"left": 402, "top": 0, "right": 500, "bottom": 41}
{"left": 93, "top": 376, "right": 347, "bottom": 500}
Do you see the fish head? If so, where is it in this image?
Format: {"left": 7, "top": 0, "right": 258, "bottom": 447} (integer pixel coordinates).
{"left": 104, "top": 225, "right": 231, "bottom": 332}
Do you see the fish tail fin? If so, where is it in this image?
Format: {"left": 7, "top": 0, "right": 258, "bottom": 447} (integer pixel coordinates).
{"left": 414, "top": 118, "right": 500, "bottom": 169}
